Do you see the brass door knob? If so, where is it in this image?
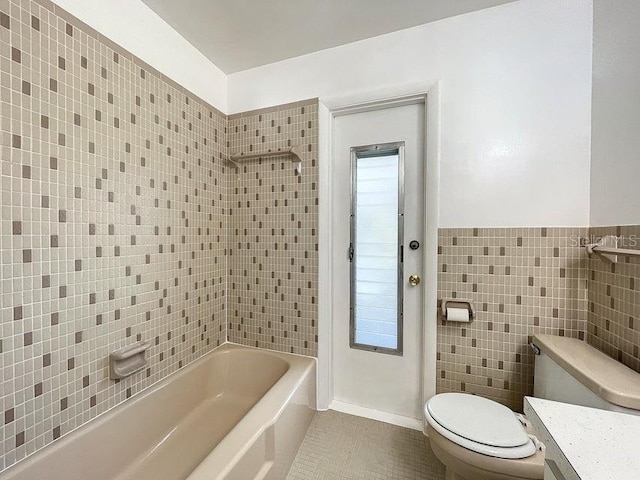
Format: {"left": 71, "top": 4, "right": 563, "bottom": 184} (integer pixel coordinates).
{"left": 409, "top": 274, "right": 421, "bottom": 286}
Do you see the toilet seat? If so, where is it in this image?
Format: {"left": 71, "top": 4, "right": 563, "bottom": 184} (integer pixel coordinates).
{"left": 425, "top": 393, "right": 537, "bottom": 459}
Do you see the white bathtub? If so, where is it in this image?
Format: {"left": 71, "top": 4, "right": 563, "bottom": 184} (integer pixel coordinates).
{"left": 0, "top": 344, "right": 316, "bottom": 480}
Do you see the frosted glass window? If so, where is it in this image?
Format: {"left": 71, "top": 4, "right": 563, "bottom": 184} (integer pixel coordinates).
{"left": 350, "top": 146, "right": 403, "bottom": 354}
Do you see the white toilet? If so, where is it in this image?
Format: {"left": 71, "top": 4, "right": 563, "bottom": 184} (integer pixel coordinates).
{"left": 425, "top": 334, "right": 640, "bottom": 480}
{"left": 425, "top": 393, "right": 545, "bottom": 480}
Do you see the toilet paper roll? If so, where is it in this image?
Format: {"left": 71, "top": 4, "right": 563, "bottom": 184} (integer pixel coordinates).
{"left": 446, "top": 307, "right": 470, "bottom": 322}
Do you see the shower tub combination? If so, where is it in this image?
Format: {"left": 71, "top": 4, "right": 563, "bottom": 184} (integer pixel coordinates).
{"left": 0, "top": 344, "right": 316, "bottom": 480}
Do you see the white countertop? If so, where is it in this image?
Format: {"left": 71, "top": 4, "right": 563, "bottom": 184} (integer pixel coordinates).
{"left": 524, "top": 397, "right": 640, "bottom": 480}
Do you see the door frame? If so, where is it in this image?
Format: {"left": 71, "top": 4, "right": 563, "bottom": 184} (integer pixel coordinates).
{"left": 317, "top": 81, "right": 441, "bottom": 432}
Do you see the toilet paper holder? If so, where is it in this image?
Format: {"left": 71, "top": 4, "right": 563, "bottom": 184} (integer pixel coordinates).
{"left": 440, "top": 298, "right": 475, "bottom": 321}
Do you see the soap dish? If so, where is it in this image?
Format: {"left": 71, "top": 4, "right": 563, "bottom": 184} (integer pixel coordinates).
{"left": 109, "top": 341, "right": 151, "bottom": 380}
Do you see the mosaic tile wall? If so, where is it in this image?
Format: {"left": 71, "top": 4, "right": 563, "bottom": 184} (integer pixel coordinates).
{"left": 227, "top": 101, "right": 319, "bottom": 357}
{"left": 0, "top": 0, "right": 228, "bottom": 471}
{"left": 587, "top": 225, "right": 640, "bottom": 373}
{"left": 436, "top": 227, "right": 589, "bottom": 411}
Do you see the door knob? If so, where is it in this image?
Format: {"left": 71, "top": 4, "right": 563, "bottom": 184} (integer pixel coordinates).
{"left": 409, "top": 274, "right": 421, "bottom": 286}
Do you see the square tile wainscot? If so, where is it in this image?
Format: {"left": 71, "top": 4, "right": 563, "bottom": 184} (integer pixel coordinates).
{"left": 437, "top": 227, "right": 588, "bottom": 411}
{"left": 587, "top": 225, "right": 640, "bottom": 373}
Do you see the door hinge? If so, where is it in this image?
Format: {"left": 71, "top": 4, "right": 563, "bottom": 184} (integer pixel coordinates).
{"left": 348, "top": 243, "right": 354, "bottom": 262}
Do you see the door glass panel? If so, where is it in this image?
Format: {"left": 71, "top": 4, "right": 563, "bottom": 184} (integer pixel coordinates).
{"left": 350, "top": 144, "right": 403, "bottom": 354}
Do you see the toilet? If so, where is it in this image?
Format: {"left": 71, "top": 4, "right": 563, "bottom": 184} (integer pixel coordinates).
{"left": 425, "top": 393, "right": 545, "bottom": 480}
{"left": 424, "top": 334, "right": 640, "bottom": 480}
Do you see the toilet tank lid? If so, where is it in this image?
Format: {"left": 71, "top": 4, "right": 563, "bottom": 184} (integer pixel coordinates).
{"left": 426, "top": 393, "right": 530, "bottom": 448}
{"left": 533, "top": 334, "right": 640, "bottom": 411}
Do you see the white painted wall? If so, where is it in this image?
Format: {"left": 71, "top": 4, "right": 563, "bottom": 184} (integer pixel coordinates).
{"left": 51, "top": 0, "right": 227, "bottom": 112}
{"left": 228, "top": 0, "right": 593, "bottom": 228}
{"left": 590, "top": 0, "right": 640, "bottom": 227}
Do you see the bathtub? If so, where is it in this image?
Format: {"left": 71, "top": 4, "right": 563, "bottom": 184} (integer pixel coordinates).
{"left": 0, "top": 344, "right": 316, "bottom": 480}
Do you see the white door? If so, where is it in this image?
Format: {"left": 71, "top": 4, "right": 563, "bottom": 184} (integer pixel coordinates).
{"left": 331, "top": 103, "right": 425, "bottom": 423}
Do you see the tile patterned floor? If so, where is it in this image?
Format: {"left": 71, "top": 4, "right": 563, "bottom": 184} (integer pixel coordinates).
{"left": 286, "top": 411, "right": 446, "bottom": 480}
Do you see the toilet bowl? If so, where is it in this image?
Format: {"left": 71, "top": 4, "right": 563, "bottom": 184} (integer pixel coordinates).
{"left": 424, "top": 393, "right": 544, "bottom": 480}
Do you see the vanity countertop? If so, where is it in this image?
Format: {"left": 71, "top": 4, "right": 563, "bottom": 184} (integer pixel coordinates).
{"left": 524, "top": 397, "right": 640, "bottom": 480}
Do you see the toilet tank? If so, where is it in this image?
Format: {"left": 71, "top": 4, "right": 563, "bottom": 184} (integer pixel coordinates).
{"left": 532, "top": 334, "right": 640, "bottom": 416}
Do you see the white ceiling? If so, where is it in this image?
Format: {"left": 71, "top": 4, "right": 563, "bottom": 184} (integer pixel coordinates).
{"left": 140, "top": 0, "right": 517, "bottom": 74}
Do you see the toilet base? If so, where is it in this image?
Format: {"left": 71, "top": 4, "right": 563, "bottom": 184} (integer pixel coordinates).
{"left": 428, "top": 425, "right": 544, "bottom": 480}
{"left": 445, "top": 470, "right": 466, "bottom": 480}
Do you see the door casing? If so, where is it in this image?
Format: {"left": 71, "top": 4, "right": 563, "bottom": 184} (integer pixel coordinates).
{"left": 317, "top": 82, "right": 441, "bottom": 432}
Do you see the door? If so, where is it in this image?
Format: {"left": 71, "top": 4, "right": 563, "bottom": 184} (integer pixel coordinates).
{"left": 331, "top": 103, "right": 425, "bottom": 422}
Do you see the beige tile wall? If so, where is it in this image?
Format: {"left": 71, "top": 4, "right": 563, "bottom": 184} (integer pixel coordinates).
{"left": 0, "top": 0, "right": 228, "bottom": 471}
{"left": 437, "top": 227, "right": 588, "bottom": 411}
{"left": 226, "top": 101, "right": 319, "bottom": 356}
{"left": 587, "top": 225, "right": 640, "bottom": 373}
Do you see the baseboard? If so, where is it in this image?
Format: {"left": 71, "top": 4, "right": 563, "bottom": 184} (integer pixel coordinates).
{"left": 329, "top": 400, "right": 423, "bottom": 431}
